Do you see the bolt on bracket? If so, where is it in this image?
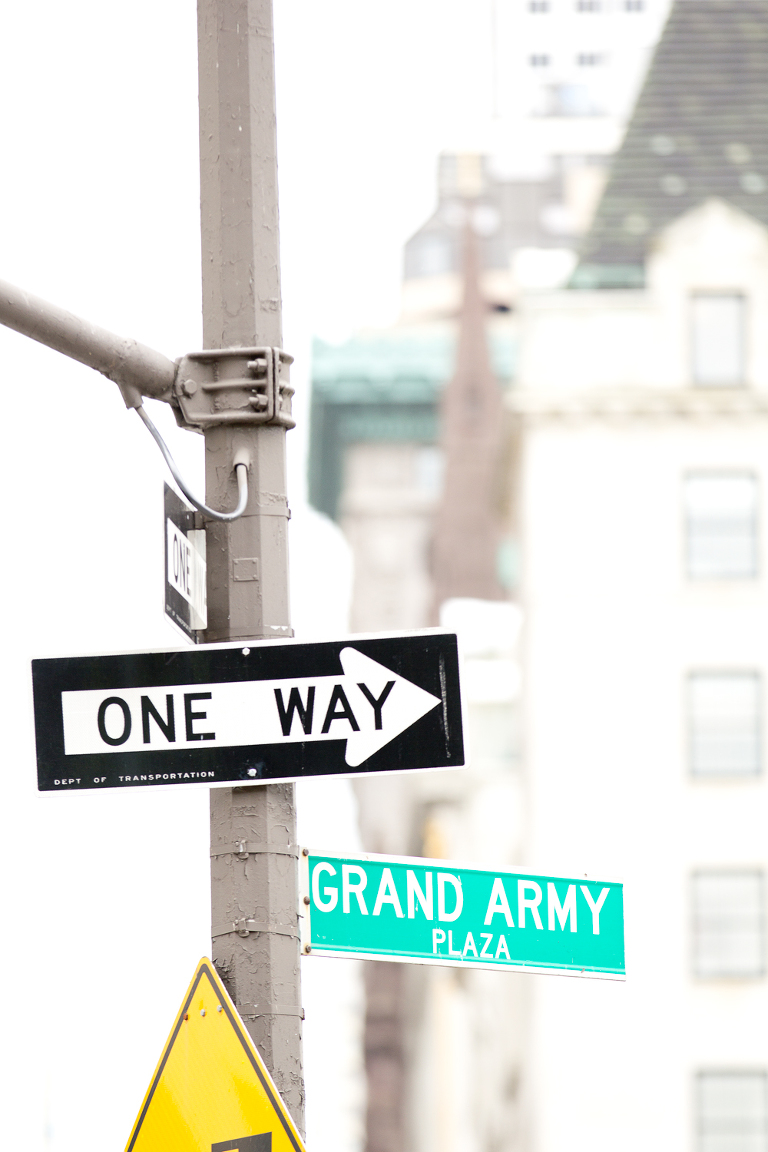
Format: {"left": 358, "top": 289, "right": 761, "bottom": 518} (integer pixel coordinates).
{"left": 172, "top": 347, "right": 294, "bottom": 432}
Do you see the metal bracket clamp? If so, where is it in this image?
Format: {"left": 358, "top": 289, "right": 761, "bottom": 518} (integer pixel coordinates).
{"left": 171, "top": 347, "right": 295, "bottom": 432}
{"left": 211, "top": 917, "right": 300, "bottom": 940}
{"left": 210, "top": 840, "right": 300, "bottom": 861}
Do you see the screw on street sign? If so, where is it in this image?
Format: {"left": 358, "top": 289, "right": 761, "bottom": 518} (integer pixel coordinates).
{"left": 300, "top": 852, "right": 625, "bottom": 979}
{"left": 124, "top": 958, "right": 304, "bottom": 1152}
{"left": 164, "top": 482, "right": 207, "bottom": 640}
{"left": 31, "top": 631, "right": 464, "bottom": 791}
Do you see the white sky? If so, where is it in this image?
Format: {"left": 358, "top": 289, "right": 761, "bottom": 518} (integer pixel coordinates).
{"left": 275, "top": 0, "right": 497, "bottom": 342}
{"left": 0, "top": 1, "right": 498, "bottom": 1149}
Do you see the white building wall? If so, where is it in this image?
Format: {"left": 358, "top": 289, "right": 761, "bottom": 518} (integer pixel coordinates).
{"left": 521, "top": 420, "right": 768, "bottom": 1151}
{"left": 517, "top": 201, "right": 768, "bottom": 1152}
{"left": 340, "top": 442, "right": 441, "bottom": 634}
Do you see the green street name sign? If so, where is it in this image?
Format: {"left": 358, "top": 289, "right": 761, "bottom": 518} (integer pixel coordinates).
{"left": 300, "top": 851, "right": 625, "bottom": 979}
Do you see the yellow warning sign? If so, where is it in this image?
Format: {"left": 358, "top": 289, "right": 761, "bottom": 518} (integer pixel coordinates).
{"left": 125, "top": 957, "right": 305, "bottom": 1152}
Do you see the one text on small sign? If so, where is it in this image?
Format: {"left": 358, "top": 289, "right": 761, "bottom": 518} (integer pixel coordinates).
{"left": 31, "top": 632, "right": 464, "bottom": 791}
{"left": 300, "top": 851, "right": 625, "bottom": 979}
{"left": 125, "top": 957, "right": 304, "bottom": 1152}
{"left": 164, "top": 482, "right": 207, "bottom": 640}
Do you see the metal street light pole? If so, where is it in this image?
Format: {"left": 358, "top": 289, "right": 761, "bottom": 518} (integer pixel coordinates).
{"left": 198, "top": 0, "right": 304, "bottom": 1129}
{"left": 0, "top": 0, "right": 304, "bottom": 1126}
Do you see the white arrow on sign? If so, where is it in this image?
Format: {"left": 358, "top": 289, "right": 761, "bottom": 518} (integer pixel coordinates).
{"left": 60, "top": 647, "right": 441, "bottom": 768}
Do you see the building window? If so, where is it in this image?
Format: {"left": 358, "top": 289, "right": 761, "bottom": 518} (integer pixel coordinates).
{"left": 688, "top": 672, "right": 761, "bottom": 778}
{"left": 625, "top": 0, "right": 644, "bottom": 9}
{"left": 577, "top": 0, "right": 601, "bottom": 9}
{"left": 684, "top": 473, "right": 759, "bottom": 580}
{"left": 543, "top": 82, "right": 595, "bottom": 116}
{"left": 577, "top": 52, "right": 602, "bottom": 65}
{"left": 692, "top": 293, "right": 746, "bottom": 387}
{"left": 529, "top": 1, "right": 549, "bottom": 10}
{"left": 408, "top": 233, "right": 453, "bottom": 278}
{"left": 692, "top": 870, "right": 765, "bottom": 978}
{"left": 697, "top": 1071, "right": 768, "bottom": 1152}
{"left": 530, "top": 53, "right": 550, "bottom": 66}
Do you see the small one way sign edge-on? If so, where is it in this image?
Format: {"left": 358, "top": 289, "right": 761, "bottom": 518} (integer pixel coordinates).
{"left": 164, "top": 482, "right": 207, "bottom": 642}
{"left": 31, "top": 630, "right": 464, "bottom": 792}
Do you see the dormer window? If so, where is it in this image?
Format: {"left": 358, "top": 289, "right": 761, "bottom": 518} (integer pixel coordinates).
{"left": 691, "top": 292, "right": 745, "bottom": 387}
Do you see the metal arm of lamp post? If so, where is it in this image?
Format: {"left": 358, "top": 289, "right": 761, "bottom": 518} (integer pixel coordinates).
{"left": 0, "top": 276, "right": 176, "bottom": 401}
{"left": 0, "top": 278, "right": 294, "bottom": 523}
{"left": 0, "top": 276, "right": 294, "bottom": 433}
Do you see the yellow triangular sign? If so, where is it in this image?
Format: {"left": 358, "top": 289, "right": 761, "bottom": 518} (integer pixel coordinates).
{"left": 125, "top": 957, "right": 305, "bottom": 1152}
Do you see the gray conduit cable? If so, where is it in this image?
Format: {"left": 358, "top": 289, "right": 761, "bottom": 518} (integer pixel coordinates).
{"left": 135, "top": 405, "right": 249, "bottom": 522}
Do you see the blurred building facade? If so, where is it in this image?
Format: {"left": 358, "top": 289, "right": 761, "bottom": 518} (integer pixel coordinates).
{"left": 310, "top": 149, "right": 526, "bottom": 1148}
{"left": 403, "top": 0, "right": 673, "bottom": 323}
{"left": 308, "top": 1, "right": 768, "bottom": 1150}
{"left": 515, "top": 1, "right": 768, "bottom": 1149}
{"left": 491, "top": 0, "right": 670, "bottom": 140}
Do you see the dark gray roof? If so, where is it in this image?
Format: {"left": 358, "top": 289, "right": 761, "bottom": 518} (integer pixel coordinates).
{"left": 574, "top": 0, "right": 768, "bottom": 288}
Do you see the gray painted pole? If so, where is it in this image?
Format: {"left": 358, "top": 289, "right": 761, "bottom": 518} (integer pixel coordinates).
{"left": 198, "top": 0, "right": 305, "bottom": 1128}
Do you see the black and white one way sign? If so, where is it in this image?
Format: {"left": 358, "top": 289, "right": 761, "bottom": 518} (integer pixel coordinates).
{"left": 32, "top": 633, "right": 464, "bottom": 791}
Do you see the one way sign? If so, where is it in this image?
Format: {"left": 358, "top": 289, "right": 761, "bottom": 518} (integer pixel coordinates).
{"left": 31, "top": 632, "right": 464, "bottom": 791}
